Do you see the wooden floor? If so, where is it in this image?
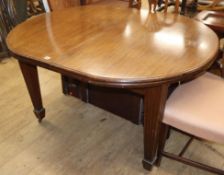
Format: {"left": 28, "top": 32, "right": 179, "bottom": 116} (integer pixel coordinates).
{"left": 0, "top": 57, "right": 224, "bottom": 175}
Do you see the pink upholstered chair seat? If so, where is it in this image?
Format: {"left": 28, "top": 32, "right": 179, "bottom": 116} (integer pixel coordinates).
{"left": 163, "top": 72, "right": 224, "bottom": 144}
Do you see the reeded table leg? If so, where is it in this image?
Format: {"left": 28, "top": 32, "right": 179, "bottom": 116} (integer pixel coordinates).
{"left": 19, "top": 61, "right": 45, "bottom": 122}
{"left": 142, "top": 84, "right": 168, "bottom": 170}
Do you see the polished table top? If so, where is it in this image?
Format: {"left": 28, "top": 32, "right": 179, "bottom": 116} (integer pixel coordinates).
{"left": 7, "top": 5, "right": 219, "bottom": 87}
{"left": 6, "top": 5, "right": 220, "bottom": 170}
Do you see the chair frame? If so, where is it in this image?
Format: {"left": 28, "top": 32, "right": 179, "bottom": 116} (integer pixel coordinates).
{"left": 157, "top": 124, "right": 224, "bottom": 174}
{"left": 197, "top": 0, "right": 224, "bottom": 11}
{"left": 27, "top": 0, "right": 46, "bottom": 16}
{"left": 158, "top": 0, "right": 180, "bottom": 13}
{"left": 0, "top": 0, "right": 14, "bottom": 59}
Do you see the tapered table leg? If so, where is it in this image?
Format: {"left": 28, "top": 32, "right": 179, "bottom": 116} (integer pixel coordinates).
{"left": 19, "top": 61, "right": 45, "bottom": 122}
{"left": 142, "top": 84, "right": 168, "bottom": 170}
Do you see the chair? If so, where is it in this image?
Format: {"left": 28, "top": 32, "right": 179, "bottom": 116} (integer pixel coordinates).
{"left": 156, "top": 0, "right": 180, "bottom": 13}
{"left": 157, "top": 72, "right": 224, "bottom": 174}
{"left": 150, "top": 0, "right": 199, "bottom": 15}
{"left": 27, "top": 0, "right": 46, "bottom": 16}
{"left": 0, "top": 0, "right": 46, "bottom": 59}
{"left": 129, "top": 0, "right": 184, "bottom": 13}
{"left": 197, "top": 0, "right": 224, "bottom": 11}
{"left": 0, "top": 0, "right": 28, "bottom": 30}
{"left": 195, "top": 10, "right": 224, "bottom": 38}
{"left": 180, "top": 0, "right": 224, "bottom": 15}
{"left": 0, "top": 0, "right": 25, "bottom": 59}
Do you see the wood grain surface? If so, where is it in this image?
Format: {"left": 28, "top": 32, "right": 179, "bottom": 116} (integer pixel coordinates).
{"left": 47, "top": 0, "right": 80, "bottom": 10}
{"left": 6, "top": 5, "right": 219, "bottom": 87}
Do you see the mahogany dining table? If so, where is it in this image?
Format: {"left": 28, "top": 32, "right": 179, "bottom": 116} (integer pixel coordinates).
{"left": 6, "top": 5, "right": 219, "bottom": 170}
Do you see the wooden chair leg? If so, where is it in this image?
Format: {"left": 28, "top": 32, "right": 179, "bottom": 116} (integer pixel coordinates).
{"left": 159, "top": 127, "right": 224, "bottom": 175}
{"left": 175, "top": 0, "right": 180, "bottom": 13}
{"left": 162, "top": 151, "right": 224, "bottom": 175}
